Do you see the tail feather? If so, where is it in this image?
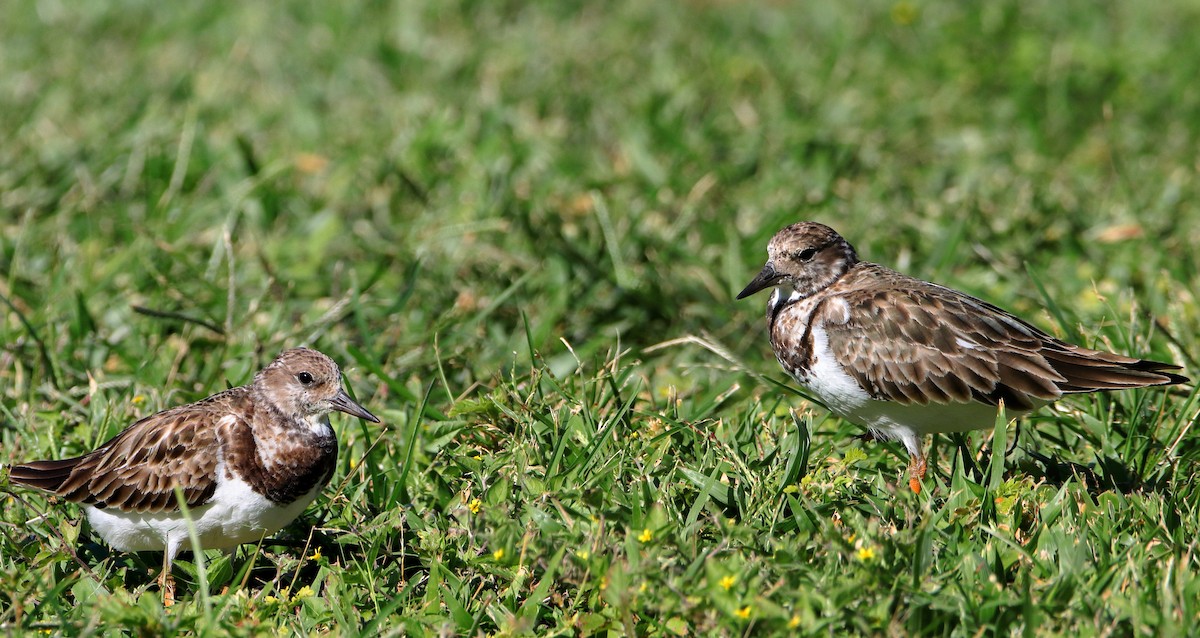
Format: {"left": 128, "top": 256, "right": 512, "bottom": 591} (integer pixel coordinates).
{"left": 8, "top": 458, "right": 84, "bottom": 494}
{"left": 1044, "top": 347, "right": 1189, "bottom": 393}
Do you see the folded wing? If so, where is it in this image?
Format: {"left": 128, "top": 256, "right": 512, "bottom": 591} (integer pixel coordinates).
{"left": 822, "top": 275, "right": 1186, "bottom": 410}
{"left": 9, "top": 409, "right": 223, "bottom": 513}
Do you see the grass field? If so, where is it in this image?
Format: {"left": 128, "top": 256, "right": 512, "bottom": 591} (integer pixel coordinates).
{"left": 2, "top": 0, "right": 1200, "bottom": 635}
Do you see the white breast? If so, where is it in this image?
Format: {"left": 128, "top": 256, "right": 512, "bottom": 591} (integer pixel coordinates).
{"left": 791, "top": 322, "right": 872, "bottom": 414}
{"left": 789, "top": 317, "right": 1013, "bottom": 458}
{"left": 85, "top": 466, "right": 323, "bottom": 557}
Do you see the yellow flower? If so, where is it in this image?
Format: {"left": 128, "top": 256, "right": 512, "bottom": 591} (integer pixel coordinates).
{"left": 292, "top": 586, "right": 314, "bottom": 601}
{"left": 891, "top": 1, "right": 919, "bottom": 25}
{"left": 719, "top": 575, "right": 736, "bottom": 591}
{"left": 307, "top": 548, "right": 322, "bottom": 561}
{"left": 132, "top": 395, "right": 146, "bottom": 405}
{"left": 468, "top": 498, "right": 482, "bottom": 514}
{"left": 638, "top": 528, "right": 653, "bottom": 543}
{"left": 493, "top": 548, "right": 505, "bottom": 560}
{"left": 734, "top": 605, "right": 752, "bottom": 620}
{"left": 638, "top": 582, "right": 648, "bottom": 593}
{"left": 856, "top": 546, "right": 876, "bottom": 561}
{"left": 788, "top": 615, "right": 801, "bottom": 629}
{"left": 599, "top": 575, "right": 609, "bottom": 591}
{"left": 575, "top": 549, "right": 590, "bottom": 560}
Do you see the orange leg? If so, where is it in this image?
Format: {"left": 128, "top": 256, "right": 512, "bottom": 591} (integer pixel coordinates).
{"left": 160, "top": 553, "right": 176, "bottom": 607}
{"left": 908, "top": 454, "right": 927, "bottom": 494}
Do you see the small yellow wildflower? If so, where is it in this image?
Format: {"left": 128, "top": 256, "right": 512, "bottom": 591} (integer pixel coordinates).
{"left": 349, "top": 457, "right": 358, "bottom": 470}
{"left": 132, "top": 395, "right": 146, "bottom": 405}
{"left": 719, "top": 575, "right": 737, "bottom": 591}
{"left": 307, "top": 548, "right": 322, "bottom": 561}
{"left": 735, "top": 605, "right": 752, "bottom": 620}
{"left": 638, "top": 528, "right": 654, "bottom": 543}
{"left": 638, "top": 582, "right": 648, "bottom": 593}
{"left": 856, "top": 546, "right": 876, "bottom": 561}
{"left": 599, "top": 575, "right": 609, "bottom": 591}
{"left": 292, "top": 586, "right": 315, "bottom": 601}
{"left": 264, "top": 595, "right": 279, "bottom": 604}
{"left": 575, "top": 549, "right": 590, "bottom": 560}
{"left": 891, "top": 1, "right": 918, "bottom": 25}
{"left": 493, "top": 548, "right": 505, "bottom": 560}
{"left": 468, "top": 498, "right": 482, "bottom": 514}
{"left": 788, "top": 615, "right": 801, "bottom": 629}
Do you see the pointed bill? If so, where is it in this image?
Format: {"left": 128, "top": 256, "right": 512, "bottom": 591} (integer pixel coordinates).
{"left": 331, "top": 389, "right": 380, "bottom": 423}
{"left": 737, "top": 262, "right": 781, "bottom": 299}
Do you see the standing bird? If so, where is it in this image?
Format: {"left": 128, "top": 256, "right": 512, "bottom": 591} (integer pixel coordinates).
{"left": 737, "top": 222, "right": 1188, "bottom": 493}
{"left": 8, "top": 347, "right": 380, "bottom": 605}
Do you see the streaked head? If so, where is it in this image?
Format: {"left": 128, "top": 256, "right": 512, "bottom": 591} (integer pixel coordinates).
{"left": 737, "top": 222, "right": 858, "bottom": 300}
{"left": 254, "top": 347, "right": 380, "bottom": 424}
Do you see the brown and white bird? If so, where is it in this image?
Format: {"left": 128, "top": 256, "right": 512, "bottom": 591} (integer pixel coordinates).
{"left": 8, "top": 347, "right": 380, "bottom": 605}
{"left": 737, "top": 222, "right": 1188, "bottom": 493}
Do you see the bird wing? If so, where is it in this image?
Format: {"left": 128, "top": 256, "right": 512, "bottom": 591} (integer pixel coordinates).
{"left": 819, "top": 279, "right": 1068, "bottom": 410}
{"left": 10, "top": 404, "right": 234, "bottom": 513}
{"left": 820, "top": 269, "right": 1186, "bottom": 409}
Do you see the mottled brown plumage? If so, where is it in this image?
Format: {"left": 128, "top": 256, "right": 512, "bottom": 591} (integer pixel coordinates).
{"left": 738, "top": 222, "right": 1188, "bottom": 492}
{"left": 8, "top": 347, "right": 380, "bottom": 604}
{"left": 813, "top": 263, "right": 1186, "bottom": 409}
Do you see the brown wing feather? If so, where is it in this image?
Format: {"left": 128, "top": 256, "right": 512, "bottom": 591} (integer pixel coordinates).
{"left": 9, "top": 390, "right": 249, "bottom": 513}
{"left": 822, "top": 266, "right": 1186, "bottom": 408}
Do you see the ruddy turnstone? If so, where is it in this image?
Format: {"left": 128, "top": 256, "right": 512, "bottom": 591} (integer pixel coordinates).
{"left": 8, "top": 347, "right": 379, "bottom": 605}
{"left": 737, "top": 222, "right": 1188, "bottom": 493}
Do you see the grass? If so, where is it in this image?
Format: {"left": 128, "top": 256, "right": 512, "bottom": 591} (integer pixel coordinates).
{"left": 2, "top": 0, "right": 1199, "bottom": 634}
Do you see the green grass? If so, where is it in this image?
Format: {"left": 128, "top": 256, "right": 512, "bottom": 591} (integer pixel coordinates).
{"left": 2, "top": 0, "right": 1199, "bottom": 634}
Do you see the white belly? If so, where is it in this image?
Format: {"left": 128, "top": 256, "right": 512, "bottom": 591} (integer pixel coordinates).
{"left": 792, "top": 323, "right": 1025, "bottom": 456}
{"left": 85, "top": 476, "right": 323, "bottom": 556}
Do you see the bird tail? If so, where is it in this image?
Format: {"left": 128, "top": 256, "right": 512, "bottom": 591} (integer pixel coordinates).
{"left": 8, "top": 458, "right": 83, "bottom": 494}
{"left": 1044, "top": 345, "right": 1189, "bottom": 393}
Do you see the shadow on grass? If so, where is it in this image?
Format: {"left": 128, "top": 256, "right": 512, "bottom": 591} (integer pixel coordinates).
{"left": 1018, "top": 450, "right": 1148, "bottom": 495}
{"left": 62, "top": 518, "right": 426, "bottom": 603}
{"left": 928, "top": 432, "right": 1154, "bottom": 496}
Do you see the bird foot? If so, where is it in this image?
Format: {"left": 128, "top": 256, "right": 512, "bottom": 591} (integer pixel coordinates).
{"left": 159, "top": 566, "right": 176, "bottom": 607}
{"left": 908, "top": 455, "right": 927, "bottom": 494}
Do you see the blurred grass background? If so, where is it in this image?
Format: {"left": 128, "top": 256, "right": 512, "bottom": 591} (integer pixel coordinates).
{"left": 2, "top": 0, "right": 1199, "bottom": 635}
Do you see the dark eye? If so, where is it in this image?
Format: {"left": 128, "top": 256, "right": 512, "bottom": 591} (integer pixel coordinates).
{"left": 297, "top": 371, "right": 314, "bottom": 385}
{"left": 797, "top": 248, "right": 818, "bottom": 262}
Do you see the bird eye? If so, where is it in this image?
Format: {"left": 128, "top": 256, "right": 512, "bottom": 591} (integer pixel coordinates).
{"left": 797, "top": 248, "right": 818, "bottom": 262}
{"left": 297, "top": 371, "right": 314, "bottom": 385}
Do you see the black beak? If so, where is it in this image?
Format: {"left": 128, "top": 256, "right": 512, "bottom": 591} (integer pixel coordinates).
{"left": 736, "top": 263, "right": 780, "bottom": 299}
{"left": 331, "top": 389, "right": 380, "bottom": 423}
